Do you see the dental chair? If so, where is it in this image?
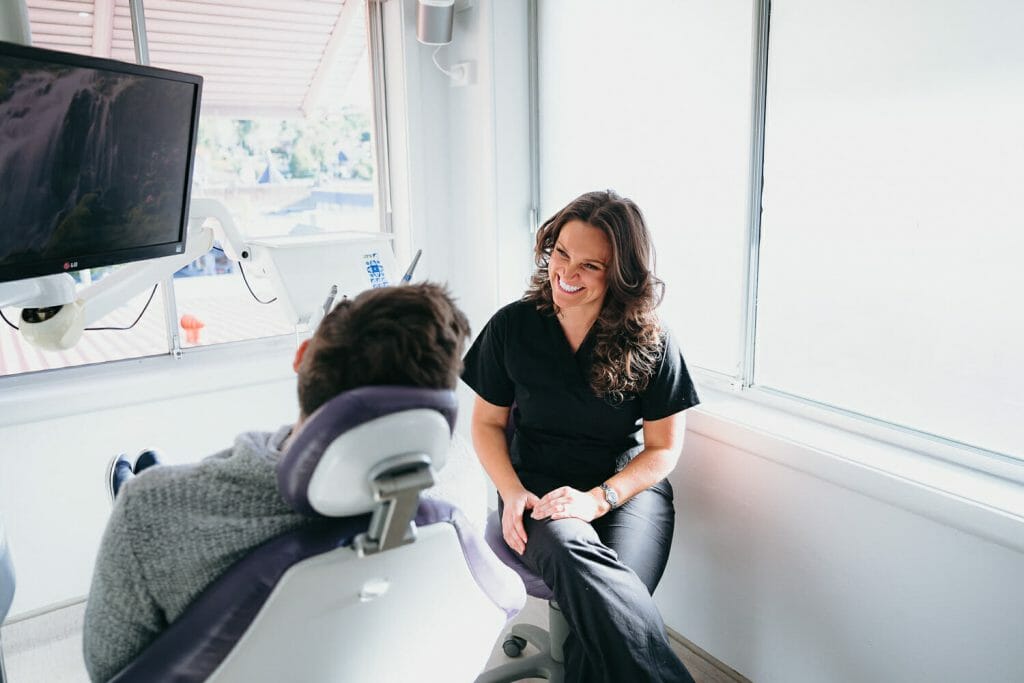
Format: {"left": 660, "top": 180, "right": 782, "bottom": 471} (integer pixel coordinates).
{"left": 1, "top": 514, "right": 14, "bottom": 683}
{"left": 108, "top": 386, "right": 526, "bottom": 682}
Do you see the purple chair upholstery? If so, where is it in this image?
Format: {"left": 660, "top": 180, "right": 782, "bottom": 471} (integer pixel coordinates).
{"left": 475, "top": 408, "right": 568, "bottom": 683}
{"left": 108, "top": 386, "right": 523, "bottom": 683}
{"left": 484, "top": 513, "right": 552, "bottom": 601}
{"left": 278, "top": 386, "right": 457, "bottom": 516}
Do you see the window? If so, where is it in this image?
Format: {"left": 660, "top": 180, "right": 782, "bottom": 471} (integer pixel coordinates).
{"left": 537, "top": 0, "right": 755, "bottom": 377}
{"left": 141, "top": 0, "right": 379, "bottom": 348}
{"left": 756, "top": 0, "right": 1024, "bottom": 459}
{"left": 1, "top": 0, "right": 383, "bottom": 374}
{"left": 536, "top": 0, "right": 1024, "bottom": 462}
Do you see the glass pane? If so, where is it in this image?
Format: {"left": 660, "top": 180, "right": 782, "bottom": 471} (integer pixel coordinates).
{"left": 172, "top": 238, "right": 293, "bottom": 349}
{"left": 756, "top": 0, "right": 1024, "bottom": 458}
{"left": 138, "top": 0, "right": 380, "bottom": 347}
{"left": 538, "top": 0, "right": 754, "bottom": 376}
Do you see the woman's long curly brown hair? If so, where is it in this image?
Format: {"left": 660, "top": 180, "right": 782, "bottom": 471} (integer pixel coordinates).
{"left": 524, "top": 190, "right": 665, "bottom": 403}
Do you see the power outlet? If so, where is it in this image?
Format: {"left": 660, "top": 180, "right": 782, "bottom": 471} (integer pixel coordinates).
{"left": 449, "top": 60, "right": 474, "bottom": 87}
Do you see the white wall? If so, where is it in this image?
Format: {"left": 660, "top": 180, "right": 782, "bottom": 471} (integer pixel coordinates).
{"left": 656, "top": 413, "right": 1024, "bottom": 682}
{"left": 0, "top": 347, "right": 300, "bottom": 617}
{"left": 383, "top": 0, "right": 532, "bottom": 333}
{"left": 381, "top": 0, "right": 532, "bottom": 443}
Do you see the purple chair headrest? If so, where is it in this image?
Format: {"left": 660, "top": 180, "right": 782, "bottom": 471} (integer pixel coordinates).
{"left": 277, "top": 386, "right": 457, "bottom": 517}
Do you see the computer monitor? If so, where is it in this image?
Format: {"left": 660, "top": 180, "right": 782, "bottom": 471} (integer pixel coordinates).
{"left": 0, "top": 41, "right": 202, "bottom": 285}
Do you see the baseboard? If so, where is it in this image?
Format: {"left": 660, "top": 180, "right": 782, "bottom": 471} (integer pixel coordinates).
{"left": 667, "top": 627, "right": 751, "bottom": 683}
{"left": 3, "top": 596, "right": 86, "bottom": 626}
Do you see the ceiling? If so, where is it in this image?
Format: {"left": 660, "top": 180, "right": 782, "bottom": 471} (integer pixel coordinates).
{"left": 25, "top": 0, "right": 369, "bottom": 118}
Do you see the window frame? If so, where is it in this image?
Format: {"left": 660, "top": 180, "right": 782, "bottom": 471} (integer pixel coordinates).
{"left": 0, "top": 334, "right": 298, "bottom": 430}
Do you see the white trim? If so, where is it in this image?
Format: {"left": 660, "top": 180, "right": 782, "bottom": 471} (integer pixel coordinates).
{"left": 688, "top": 383, "right": 1024, "bottom": 553}
{"left": 739, "top": 0, "right": 770, "bottom": 387}
{"left": 694, "top": 368, "right": 1024, "bottom": 483}
{"left": 367, "top": 0, "right": 395, "bottom": 238}
{"left": 92, "top": 0, "right": 115, "bottom": 57}
{"left": 0, "top": 335, "right": 296, "bottom": 429}
{"left": 0, "top": 596, "right": 86, "bottom": 627}
{"left": 377, "top": 0, "right": 416, "bottom": 267}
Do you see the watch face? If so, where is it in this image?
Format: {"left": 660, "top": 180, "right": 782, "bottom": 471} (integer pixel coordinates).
{"left": 602, "top": 483, "right": 618, "bottom": 508}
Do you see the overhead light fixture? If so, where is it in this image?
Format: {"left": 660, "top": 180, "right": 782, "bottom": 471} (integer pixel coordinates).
{"left": 416, "top": 0, "right": 454, "bottom": 46}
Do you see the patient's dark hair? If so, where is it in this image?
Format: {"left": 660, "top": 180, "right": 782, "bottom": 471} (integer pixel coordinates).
{"left": 297, "top": 282, "right": 471, "bottom": 417}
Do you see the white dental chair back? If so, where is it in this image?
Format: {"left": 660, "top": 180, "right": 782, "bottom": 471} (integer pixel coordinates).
{"left": 108, "top": 387, "right": 525, "bottom": 683}
{"left": 210, "top": 517, "right": 503, "bottom": 681}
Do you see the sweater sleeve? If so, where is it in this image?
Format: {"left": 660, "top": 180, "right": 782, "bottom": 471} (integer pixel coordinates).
{"left": 82, "top": 491, "right": 167, "bottom": 682}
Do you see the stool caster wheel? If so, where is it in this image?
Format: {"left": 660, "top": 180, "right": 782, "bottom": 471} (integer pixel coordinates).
{"left": 502, "top": 635, "right": 527, "bottom": 658}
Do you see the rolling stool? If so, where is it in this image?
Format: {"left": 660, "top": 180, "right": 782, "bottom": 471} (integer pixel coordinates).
{"left": 476, "top": 511, "right": 568, "bottom": 683}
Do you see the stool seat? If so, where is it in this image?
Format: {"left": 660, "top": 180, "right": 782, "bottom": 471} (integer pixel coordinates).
{"left": 483, "top": 513, "right": 552, "bottom": 601}
{"left": 476, "top": 511, "right": 567, "bottom": 683}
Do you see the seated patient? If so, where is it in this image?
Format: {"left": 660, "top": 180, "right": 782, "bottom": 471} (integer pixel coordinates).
{"left": 83, "top": 282, "right": 471, "bottom": 682}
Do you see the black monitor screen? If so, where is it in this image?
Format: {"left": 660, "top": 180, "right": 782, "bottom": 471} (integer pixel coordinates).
{"left": 0, "top": 41, "right": 202, "bottom": 283}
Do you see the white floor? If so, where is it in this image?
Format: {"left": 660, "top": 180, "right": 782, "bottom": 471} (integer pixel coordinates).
{"left": 1, "top": 600, "right": 87, "bottom": 682}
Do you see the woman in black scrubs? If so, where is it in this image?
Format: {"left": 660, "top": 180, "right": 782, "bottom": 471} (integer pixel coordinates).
{"left": 462, "top": 190, "right": 700, "bottom": 683}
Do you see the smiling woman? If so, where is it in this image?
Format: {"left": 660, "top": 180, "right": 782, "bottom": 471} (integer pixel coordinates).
{"left": 462, "top": 190, "right": 701, "bottom": 683}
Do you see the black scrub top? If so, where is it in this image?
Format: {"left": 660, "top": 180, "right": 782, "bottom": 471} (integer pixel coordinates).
{"left": 462, "top": 300, "right": 700, "bottom": 491}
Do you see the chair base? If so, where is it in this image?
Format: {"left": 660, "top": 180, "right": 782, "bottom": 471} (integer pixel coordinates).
{"left": 476, "top": 602, "right": 567, "bottom": 683}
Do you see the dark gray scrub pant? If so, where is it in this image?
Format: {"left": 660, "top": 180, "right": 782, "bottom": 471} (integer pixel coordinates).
{"left": 507, "top": 476, "right": 695, "bottom": 683}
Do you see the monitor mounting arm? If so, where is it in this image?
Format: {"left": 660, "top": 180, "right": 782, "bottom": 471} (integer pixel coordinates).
{"left": 5, "top": 199, "right": 252, "bottom": 351}
{"left": 3, "top": 198, "right": 400, "bottom": 352}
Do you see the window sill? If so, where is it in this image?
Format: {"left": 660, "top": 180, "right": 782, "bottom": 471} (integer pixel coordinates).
{"left": 0, "top": 336, "right": 298, "bottom": 429}
{"left": 687, "top": 383, "right": 1024, "bottom": 553}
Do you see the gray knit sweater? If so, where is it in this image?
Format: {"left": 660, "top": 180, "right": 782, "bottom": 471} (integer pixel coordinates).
{"left": 83, "top": 427, "right": 307, "bottom": 682}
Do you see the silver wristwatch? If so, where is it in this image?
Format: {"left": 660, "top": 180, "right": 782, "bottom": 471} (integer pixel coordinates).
{"left": 600, "top": 482, "right": 619, "bottom": 510}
